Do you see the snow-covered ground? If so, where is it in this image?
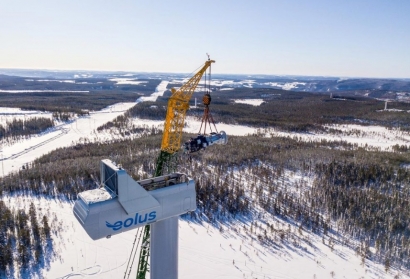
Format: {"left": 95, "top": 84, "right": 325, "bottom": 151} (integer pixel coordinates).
{"left": 109, "top": 78, "right": 148, "bottom": 85}
{"left": 263, "top": 82, "right": 306, "bottom": 90}
{"left": 233, "top": 99, "right": 264, "bottom": 106}
{"left": 0, "top": 102, "right": 136, "bottom": 176}
{"left": 0, "top": 108, "right": 53, "bottom": 126}
{"left": 264, "top": 124, "right": 410, "bottom": 152}
{"left": 36, "top": 79, "right": 76, "bottom": 83}
{"left": 2, "top": 83, "right": 410, "bottom": 176}
{"left": 2, "top": 188, "right": 406, "bottom": 279}
{"left": 0, "top": 90, "right": 90, "bottom": 93}
{"left": 1, "top": 81, "right": 410, "bottom": 278}
{"left": 179, "top": 219, "right": 400, "bottom": 279}
{"left": 1, "top": 195, "right": 139, "bottom": 279}
{"left": 184, "top": 116, "right": 257, "bottom": 136}
{"left": 171, "top": 79, "right": 256, "bottom": 88}
{"left": 125, "top": 116, "right": 410, "bottom": 153}
{"left": 136, "top": 81, "right": 168, "bottom": 102}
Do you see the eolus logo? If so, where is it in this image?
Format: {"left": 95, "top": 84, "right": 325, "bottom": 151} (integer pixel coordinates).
{"left": 106, "top": 211, "right": 157, "bottom": 231}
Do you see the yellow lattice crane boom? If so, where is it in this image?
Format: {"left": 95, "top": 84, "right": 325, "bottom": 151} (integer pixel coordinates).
{"left": 161, "top": 59, "right": 215, "bottom": 153}
{"left": 154, "top": 58, "right": 215, "bottom": 176}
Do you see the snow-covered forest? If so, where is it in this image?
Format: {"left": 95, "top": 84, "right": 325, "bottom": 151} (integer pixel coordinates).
{"left": 1, "top": 73, "right": 410, "bottom": 278}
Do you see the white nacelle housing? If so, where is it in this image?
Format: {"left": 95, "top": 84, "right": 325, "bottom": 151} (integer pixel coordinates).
{"left": 183, "top": 131, "right": 228, "bottom": 153}
{"left": 73, "top": 159, "right": 196, "bottom": 240}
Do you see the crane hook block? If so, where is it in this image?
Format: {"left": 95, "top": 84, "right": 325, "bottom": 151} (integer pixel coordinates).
{"left": 202, "top": 93, "right": 211, "bottom": 106}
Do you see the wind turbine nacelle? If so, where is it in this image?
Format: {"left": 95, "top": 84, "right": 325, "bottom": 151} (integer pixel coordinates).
{"left": 73, "top": 159, "right": 196, "bottom": 240}
{"left": 183, "top": 131, "right": 228, "bottom": 153}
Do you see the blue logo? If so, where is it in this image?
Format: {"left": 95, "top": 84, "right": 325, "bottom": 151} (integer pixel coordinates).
{"left": 106, "top": 211, "right": 157, "bottom": 231}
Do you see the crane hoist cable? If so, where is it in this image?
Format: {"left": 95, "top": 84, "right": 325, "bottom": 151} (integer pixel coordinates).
{"left": 198, "top": 54, "right": 218, "bottom": 135}
{"left": 124, "top": 228, "right": 143, "bottom": 279}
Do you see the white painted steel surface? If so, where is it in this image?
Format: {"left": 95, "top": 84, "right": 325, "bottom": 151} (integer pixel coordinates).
{"left": 73, "top": 159, "right": 196, "bottom": 240}
{"left": 150, "top": 217, "right": 179, "bottom": 279}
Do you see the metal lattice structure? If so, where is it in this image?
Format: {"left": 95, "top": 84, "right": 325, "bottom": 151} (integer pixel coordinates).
{"left": 136, "top": 226, "right": 151, "bottom": 278}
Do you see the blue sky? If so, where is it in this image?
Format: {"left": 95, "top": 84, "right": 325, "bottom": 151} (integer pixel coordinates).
{"left": 1, "top": 0, "right": 409, "bottom": 78}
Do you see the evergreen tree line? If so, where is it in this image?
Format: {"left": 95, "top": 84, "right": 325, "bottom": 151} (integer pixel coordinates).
{"left": 208, "top": 89, "right": 410, "bottom": 130}
{"left": 311, "top": 161, "right": 410, "bottom": 269}
{"left": 180, "top": 158, "right": 330, "bottom": 244}
{"left": 1, "top": 132, "right": 410, "bottom": 271}
{"left": 95, "top": 89, "right": 410, "bottom": 137}
{"left": 0, "top": 133, "right": 163, "bottom": 198}
{"left": 188, "top": 151, "right": 410, "bottom": 269}
{"left": 0, "top": 90, "right": 148, "bottom": 115}
{"left": 96, "top": 101, "right": 166, "bottom": 132}
{"left": 0, "top": 117, "right": 54, "bottom": 140}
{"left": 0, "top": 201, "right": 51, "bottom": 276}
{"left": 97, "top": 118, "right": 162, "bottom": 138}
{"left": 52, "top": 111, "right": 78, "bottom": 122}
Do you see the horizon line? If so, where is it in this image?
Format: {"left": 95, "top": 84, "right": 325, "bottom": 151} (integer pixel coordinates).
{"left": 0, "top": 67, "right": 409, "bottom": 81}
